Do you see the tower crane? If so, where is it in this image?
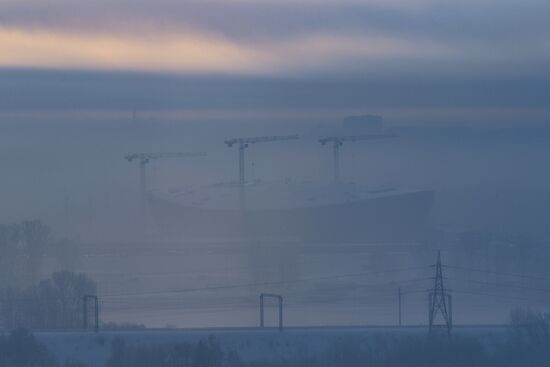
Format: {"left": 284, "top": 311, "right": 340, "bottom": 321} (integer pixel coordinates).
{"left": 224, "top": 135, "right": 299, "bottom": 185}
{"left": 124, "top": 152, "right": 206, "bottom": 228}
{"left": 319, "top": 133, "right": 396, "bottom": 182}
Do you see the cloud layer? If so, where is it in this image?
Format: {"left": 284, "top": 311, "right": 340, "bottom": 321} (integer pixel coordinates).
{"left": 0, "top": 0, "right": 549, "bottom": 76}
{"left": 0, "top": 0, "right": 549, "bottom": 124}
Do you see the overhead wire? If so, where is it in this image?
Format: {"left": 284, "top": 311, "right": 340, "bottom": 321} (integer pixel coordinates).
{"left": 99, "top": 265, "right": 430, "bottom": 298}
{"left": 447, "top": 265, "right": 550, "bottom": 282}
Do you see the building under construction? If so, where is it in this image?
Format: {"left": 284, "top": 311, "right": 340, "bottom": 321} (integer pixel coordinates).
{"left": 144, "top": 117, "right": 434, "bottom": 243}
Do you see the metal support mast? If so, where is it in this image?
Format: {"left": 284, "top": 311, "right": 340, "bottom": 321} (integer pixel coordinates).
{"left": 83, "top": 295, "right": 99, "bottom": 333}
{"left": 428, "top": 251, "right": 452, "bottom": 337}
{"left": 259, "top": 293, "right": 283, "bottom": 331}
{"left": 139, "top": 158, "right": 147, "bottom": 220}
{"left": 239, "top": 143, "right": 246, "bottom": 185}
{"left": 398, "top": 287, "right": 402, "bottom": 327}
{"left": 332, "top": 140, "right": 343, "bottom": 182}
{"left": 319, "top": 133, "right": 396, "bottom": 183}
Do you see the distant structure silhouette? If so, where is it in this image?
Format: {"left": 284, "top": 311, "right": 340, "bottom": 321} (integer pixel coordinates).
{"left": 83, "top": 294, "right": 99, "bottom": 333}
{"left": 259, "top": 293, "right": 283, "bottom": 331}
{"left": 224, "top": 135, "right": 299, "bottom": 186}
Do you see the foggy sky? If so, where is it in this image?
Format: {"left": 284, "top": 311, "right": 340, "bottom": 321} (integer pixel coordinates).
{"left": 1, "top": 0, "right": 549, "bottom": 76}
{"left": 0, "top": 0, "right": 549, "bottom": 124}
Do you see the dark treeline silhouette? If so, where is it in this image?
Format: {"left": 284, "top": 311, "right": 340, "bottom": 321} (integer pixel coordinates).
{"left": 0, "top": 220, "right": 52, "bottom": 288}
{"left": 0, "top": 220, "right": 79, "bottom": 289}
{"left": 0, "top": 271, "right": 96, "bottom": 330}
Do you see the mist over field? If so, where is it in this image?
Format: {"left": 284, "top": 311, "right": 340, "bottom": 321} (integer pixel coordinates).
{"left": 0, "top": 108, "right": 548, "bottom": 240}
{"left": 1, "top": 0, "right": 550, "bottom": 366}
{"left": 1, "top": 103, "right": 549, "bottom": 328}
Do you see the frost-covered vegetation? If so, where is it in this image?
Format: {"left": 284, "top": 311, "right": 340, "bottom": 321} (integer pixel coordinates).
{"left": 99, "top": 308, "right": 549, "bottom": 367}
{"left": 0, "top": 220, "right": 95, "bottom": 330}
{"left": 107, "top": 335, "right": 230, "bottom": 367}
{"left": 101, "top": 321, "right": 146, "bottom": 330}
{"left": 0, "top": 329, "right": 58, "bottom": 367}
{"left": 2, "top": 308, "right": 549, "bottom": 366}
{"left": 0, "top": 328, "right": 95, "bottom": 367}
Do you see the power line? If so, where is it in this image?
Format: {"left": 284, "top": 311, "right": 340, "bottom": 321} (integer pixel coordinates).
{"left": 448, "top": 276, "right": 550, "bottom": 294}
{"left": 452, "top": 289, "right": 549, "bottom": 304}
{"left": 447, "top": 265, "right": 550, "bottom": 282}
{"left": 100, "top": 266, "right": 429, "bottom": 298}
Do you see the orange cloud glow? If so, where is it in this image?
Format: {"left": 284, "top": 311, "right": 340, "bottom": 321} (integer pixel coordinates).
{"left": 0, "top": 27, "right": 266, "bottom": 73}
{"left": 0, "top": 27, "right": 450, "bottom": 74}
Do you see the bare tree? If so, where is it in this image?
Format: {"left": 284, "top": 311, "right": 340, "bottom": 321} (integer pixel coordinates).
{"left": 1, "top": 272, "right": 96, "bottom": 330}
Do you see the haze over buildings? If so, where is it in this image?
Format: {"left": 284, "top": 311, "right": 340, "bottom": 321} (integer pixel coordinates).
{"left": 1, "top": 0, "right": 550, "bottom": 347}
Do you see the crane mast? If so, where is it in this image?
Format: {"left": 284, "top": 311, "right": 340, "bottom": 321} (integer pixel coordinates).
{"left": 319, "top": 133, "right": 396, "bottom": 183}
{"left": 124, "top": 152, "right": 206, "bottom": 230}
{"left": 224, "top": 135, "right": 299, "bottom": 186}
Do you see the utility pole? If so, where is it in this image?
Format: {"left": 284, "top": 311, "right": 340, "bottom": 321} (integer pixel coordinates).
{"left": 428, "top": 251, "right": 452, "bottom": 337}
{"left": 83, "top": 295, "right": 99, "bottom": 333}
{"left": 398, "top": 287, "right": 402, "bottom": 327}
{"left": 259, "top": 293, "right": 284, "bottom": 331}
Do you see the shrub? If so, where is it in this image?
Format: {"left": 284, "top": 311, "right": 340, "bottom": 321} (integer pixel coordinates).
{"left": 106, "top": 335, "right": 225, "bottom": 367}
{"left": 0, "top": 328, "right": 56, "bottom": 367}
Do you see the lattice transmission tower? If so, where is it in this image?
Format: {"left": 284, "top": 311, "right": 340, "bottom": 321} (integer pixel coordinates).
{"left": 428, "top": 251, "right": 452, "bottom": 337}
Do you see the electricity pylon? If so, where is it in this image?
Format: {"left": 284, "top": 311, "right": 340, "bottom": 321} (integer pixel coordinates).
{"left": 428, "top": 251, "right": 452, "bottom": 337}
